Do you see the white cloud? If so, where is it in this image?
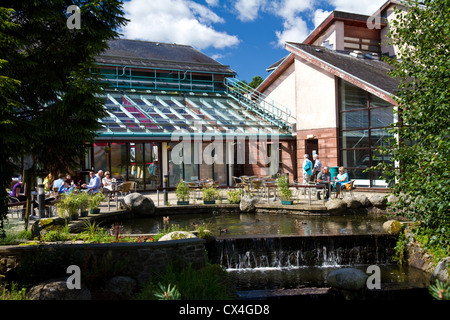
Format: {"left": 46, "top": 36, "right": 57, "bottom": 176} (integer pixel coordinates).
{"left": 275, "top": 16, "right": 309, "bottom": 47}
{"left": 271, "top": 0, "right": 314, "bottom": 46}
{"left": 329, "top": 0, "right": 387, "bottom": 15}
{"left": 313, "top": 9, "right": 331, "bottom": 28}
{"left": 234, "top": 0, "right": 267, "bottom": 22}
{"left": 205, "top": 0, "right": 220, "bottom": 6}
{"left": 121, "top": 0, "right": 240, "bottom": 50}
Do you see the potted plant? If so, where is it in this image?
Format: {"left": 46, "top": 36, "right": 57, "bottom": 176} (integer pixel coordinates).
{"left": 227, "top": 188, "right": 243, "bottom": 204}
{"left": 78, "top": 192, "right": 90, "bottom": 217}
{"left": 57, "top": 192, "right": 80, "bottom": 220}
{"left": 88, "top": 192, "right": 105, "bottom": 214}
{"left": 176, "top": 180, "right": 190, "bottom": 205}
{"left": 277, "top": 175, "right": 293, "bottom": 205}
{"left": 202, "top": 186, "right": 219, "bottom": 204}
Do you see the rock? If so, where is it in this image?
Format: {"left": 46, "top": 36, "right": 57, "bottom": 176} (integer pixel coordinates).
{"left": 325, "top": 199, "right": 347, "bottom": 215}
{"left": 158, "top": 231, "right": 197, "bottom": 241}
{"left": 31, "top": 217, "right": 67, "bottom": 239}
{"left": 104, "top": 276, "right": 137, "bottom": 299}
{"left": 369, "top": 194, "right": 387, "bottom": 208}
{"left": 344, "top": 198, "right": 361, "bottom": 209}
{"left": 123, "top": 193, "right": 155, "bottom": 216}
{"left": 430, "top": 257, "right": 450, "bottom": 284}
{"left": 27, "top": 278, "right": 91, "bottom": 300}
{"left": 354, "top": 194, "right": 370, "bottom": 207}
{"left": 383, "top": 220, "right": 403, "bottom": 235}
{"left": 326, "top": 268, "right": 368, "bottom": 291}
{"left": 239, "top": 195, "right": 259, "bottom": 213}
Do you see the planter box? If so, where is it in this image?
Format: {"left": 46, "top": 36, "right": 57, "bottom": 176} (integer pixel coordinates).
{"left": 80, "top": 211, "right": 89, "bottom": 218}
{"left": 90, "top": 208, "right": 101, "bottom": 214}
{"left": 281, "top": 200, "right": 294, "bottom": 205}
{"left": 177, "top": 201, "right": 190, "bottom": 205}
{"left": 203, "top": 200, "right": 216, "bottom": 205}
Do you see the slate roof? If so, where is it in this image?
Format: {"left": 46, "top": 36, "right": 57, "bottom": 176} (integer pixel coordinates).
{"left": 95, "top": 39, "right": 236, "bottom": 75}
{"left": 286, "top": 42, "right": 400, "bottom": 95}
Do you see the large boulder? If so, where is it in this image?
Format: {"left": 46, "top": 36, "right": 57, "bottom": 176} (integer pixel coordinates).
{"left": 344, "top": 198, "right": 361, "bottom": 209}
{"left": 31, "top": 217, "right": 67, "bottom": 239}
{"left": 368, "top": 194, "right": 387, "bottom": 208}
{"left": 27, "top": 278, "right": 91, "bottom": 300}
{"left": 158, "top": 231, "right": 197, "bottom": 241}
{"left": 122, "top": 193, "right": 155, "bottom": 216}
{"left": 326, "top": 268, "right": 368, "bottom": 291}
{"left": 383, "top": 220, "right": 403, "bottom": 235}
{"left": 430, "top": 257, "right": 450, "bottom": 284}
{"left": 239, "top": 195, "right": 259, "bottom": 213}
{"left": 354, "top": 194, "right": 370, "bottom": 207}
{"left": 325, "top": 199, "right": 347, "bottom": 215}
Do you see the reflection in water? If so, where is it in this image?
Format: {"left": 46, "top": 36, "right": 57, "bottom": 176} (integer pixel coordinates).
{"left": 120, "top": 212, "right": 387, "bottom": 237}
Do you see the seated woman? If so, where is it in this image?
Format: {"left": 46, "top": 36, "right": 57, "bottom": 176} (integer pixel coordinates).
{"left": 334, "top": 166, "right": 351, "bottom": 198}
{"left": 102, "top": 171, "right": 114, "bottom": 191}
{"left": 58, "top": 179, "right": 74, "bottom": 194}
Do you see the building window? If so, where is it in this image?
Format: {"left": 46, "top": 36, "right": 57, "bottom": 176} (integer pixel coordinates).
{"left": 339, "top": 80, "right": 394, "bottom": 188}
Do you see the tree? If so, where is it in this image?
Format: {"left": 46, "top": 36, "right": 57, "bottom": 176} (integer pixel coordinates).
{"left": 379, "top": 0, "right": 450, "bottom": 249}
{"left": 0, "top": 1, "right": 127, "bottom": 235}
{"left": 248, "top": 75, "right": 264, "bottom": 89}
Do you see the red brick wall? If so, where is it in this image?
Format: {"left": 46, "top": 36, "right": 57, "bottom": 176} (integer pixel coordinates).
{"left": 241, "top": 139, "right": 297, "bottom": 182}
{"left": 297, "top": 128, "right": 338, "bottom": 177}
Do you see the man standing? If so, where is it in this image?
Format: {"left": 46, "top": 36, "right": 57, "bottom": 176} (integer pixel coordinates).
{"left": 312, "top": 154, "right": 322, "bottom": 179}
{"left": 302, "top": 154, "right": 313, "bottom": 183}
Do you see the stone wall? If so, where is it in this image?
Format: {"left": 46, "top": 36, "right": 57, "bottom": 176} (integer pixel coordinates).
{"left": 0, "top": 238, "right": 206, "bottom": 287}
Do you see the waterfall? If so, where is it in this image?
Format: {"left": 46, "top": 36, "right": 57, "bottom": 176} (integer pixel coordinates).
{"left": 209, "top": 234, "right": 397, "bottom": 270}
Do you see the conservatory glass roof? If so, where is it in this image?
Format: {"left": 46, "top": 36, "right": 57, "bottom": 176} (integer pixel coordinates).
{"left": 97, "top": 91, "right": 289, "bottom": 138}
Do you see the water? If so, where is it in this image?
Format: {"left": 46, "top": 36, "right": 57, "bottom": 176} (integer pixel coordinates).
{"left": 120, "top": 212, "right": 388, "bottom": 237}
{"left": 120, "top": 212, "right": 430, "bottom": 297}
{"left": 229, "top": 264, "right": 430, "bottom": 291}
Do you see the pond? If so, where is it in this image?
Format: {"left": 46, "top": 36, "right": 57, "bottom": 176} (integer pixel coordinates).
{"left": 120, "top": 212, "right": 389, "bottom": 238}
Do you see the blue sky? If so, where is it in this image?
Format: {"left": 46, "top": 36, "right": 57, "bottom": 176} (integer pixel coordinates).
{"left": 120, "top": 0, "right": 387, "bottom": 83}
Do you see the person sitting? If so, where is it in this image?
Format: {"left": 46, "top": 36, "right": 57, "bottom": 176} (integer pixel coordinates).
{"left": 9, "top": 180, "right": 25, "bottom": 200}
{"left": 334, "top": 166, "right": 350, "bottom": 198}
{"left": 58, "top": 179, "right": 74, "bottom": 194}
{"left": 316, "top": 166, "right": 331, "bottom": 200}
{"left": 52, "top": 174, "right": 64, "bottom": 191}
{"left": 82, "top": 170, "right": 103, "bottom": 193}
{"left": 102, "top": 171, "right": 114, "bottom": 191}
{"left": 43, "top": 173, "right": 53, "bottom": 193}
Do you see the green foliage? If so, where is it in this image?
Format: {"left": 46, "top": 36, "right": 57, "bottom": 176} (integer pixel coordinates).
{"left": 175, "top": 180, "right": 190, "bottom": 202}
{"left": 248, "top": 75, "right": 264, "bottom": 89}
{"left": 202, "top": 186, "right": 219, "bottom": 201}
{"left": 153, "top": 282, "right": 181, "bottom": 300}
{"left": 227, "top": 188, "right": 243, "bottom": 204}
{"left": 0, "top": 228, "right": 32, "bottom": 245}
{"left": 135, "top": 263, "right": 237, "bottom": 300}
{"left": 429, "top": 280, "right": 450, "bottom": 300}
{"left": 277, "top": 175, "right": 292, "bottom": 201}
{"left": 41, "top": 229, "right": 71, "bottom": 242}
{"left": 392, "top": 230, "right": 408, "bottom": 265}
{"left": 88, "top": 192, "right": 105, "bottom": 210}
{"left": 0, "top": 0, "right": 127, "bottom": 236}
{"left": 0, "top": 282, "right": 28, "bottom": 300}
{"left": 56, "top": 192, "right": 81, "bottom": 219}
{"left": 375, "top": 0, "right": 450, "bottom": 250}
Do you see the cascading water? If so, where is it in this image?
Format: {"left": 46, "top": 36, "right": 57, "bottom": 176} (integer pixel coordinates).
{"left": 210, "top": 234, "right": 396, "bottom": 270}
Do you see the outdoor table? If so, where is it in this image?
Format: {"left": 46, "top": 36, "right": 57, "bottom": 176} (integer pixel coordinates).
{"left": 291, "top": 184, "right": 325, "bottom": 205}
